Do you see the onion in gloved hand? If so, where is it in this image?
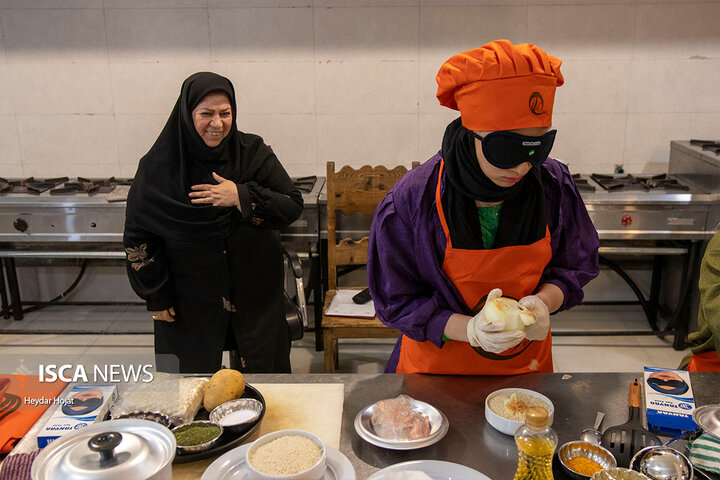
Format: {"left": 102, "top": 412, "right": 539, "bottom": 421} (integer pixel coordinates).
{"left": 484, "top": 297, "right": 536, "bottom": 331}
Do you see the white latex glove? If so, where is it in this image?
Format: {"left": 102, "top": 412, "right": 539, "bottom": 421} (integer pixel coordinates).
{"left": 466, "top": 288, "right": 525, "bottom": 353}
{"left": 519, "top": 295, "right": 550, "bottom": 341}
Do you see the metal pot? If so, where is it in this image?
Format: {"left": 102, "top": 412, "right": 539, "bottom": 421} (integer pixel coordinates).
{"left": 31, "top": 419, "right": 175, "bottom": 480}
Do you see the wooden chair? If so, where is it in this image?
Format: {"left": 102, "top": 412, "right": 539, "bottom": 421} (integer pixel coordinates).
{"left": 322, "top": 161, "right": 417, "bottom": 373}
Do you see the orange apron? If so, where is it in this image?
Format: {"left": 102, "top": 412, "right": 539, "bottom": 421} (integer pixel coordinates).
{"left": 687, "top": 351, "right": 720, "bottom": 372}
{"left": 396, "top": 160, "right": 554, "bottom": 375}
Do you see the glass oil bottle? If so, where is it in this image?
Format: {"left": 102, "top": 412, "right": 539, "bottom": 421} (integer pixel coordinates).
{"left": 513, "top": 406, "right": 558, "bottom": 480}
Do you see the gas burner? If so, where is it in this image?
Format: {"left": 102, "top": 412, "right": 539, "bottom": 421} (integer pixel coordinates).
{"left": 49, "top": 177, "right": 133, "bottom": 195}
{"left": 292, "top": 176, "right": 317, "bottom": 194}
{"left": 572, "top": 173, "right": 596, "bottom": 193}
{"left": 591, "top": 173, "right": 690, "bottom": 192}
{"left": 690, "top": 139, "right": 720, "bottom": 155}
{"left": 0, "top": 177, "right": 68, "bottom": 194}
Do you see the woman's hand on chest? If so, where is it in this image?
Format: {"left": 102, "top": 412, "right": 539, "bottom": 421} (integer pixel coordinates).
{"left": 189, "top": 172, "right": 240, "bottom": 209}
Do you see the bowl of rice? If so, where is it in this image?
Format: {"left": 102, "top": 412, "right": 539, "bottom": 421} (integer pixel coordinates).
{"left": 485, "top": 388, "right": 554, "bottom": 436}
{"left": 245, "top": 429, "right": 326, "bottom": 480}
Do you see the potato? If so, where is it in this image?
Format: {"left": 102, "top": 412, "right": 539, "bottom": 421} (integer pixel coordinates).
{"left": 485, "top": 297, "right": 536, "bottom": 332}
{"left": 203, "top": 369, "right": 246, "bottom": 412}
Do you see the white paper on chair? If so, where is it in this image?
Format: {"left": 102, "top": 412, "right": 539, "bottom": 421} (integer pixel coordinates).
{"left": 324, "top": 289, "right": 376, "bottom": 318}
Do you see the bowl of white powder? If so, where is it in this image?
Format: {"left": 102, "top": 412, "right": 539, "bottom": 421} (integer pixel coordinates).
{"left": 209, "top": 398, "right": 264, "bottom": 435}
{"left": 245, "top": 429, "right": 326, "bottom": 480}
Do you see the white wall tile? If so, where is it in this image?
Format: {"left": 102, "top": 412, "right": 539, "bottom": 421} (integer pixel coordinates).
{"left": 553, "top": 60, "right": 631, "bottom": 114}
{"left": 115, "top": 113, "right": 168, "bottom": 176}
{"left": 9, "top": 63, "right": 113, "bottom": 114}
{"left": 0, "top": 115, "right": 22, "bottom": 168}
{"left": 214, "top": 62, "right": 315, "bottom": 114}
{"left": 527, "top": 0, "right": 640, "bottom": 4}
{"left": 623, "top": 113, "right": 695, "bottom": 173}
{"left": 317, "top": 114, "right": 418, "bottom": 168}
{"left": 105, "top": 8, "right": 210, "bottom": 62}
{"left": 315, "top": 0, "right": 417, "bottom": 6}
{"left": 17, "top": 115, "right": 120, "bottom": 176}
{"left": 419, "top": 6, "right": 527, "bottom": 63}
{"left": 550, "top": 113, "right": 627, "bottom": 174}
{"left": 209, "top": 0, "right": 309, "bottom": 6}
{"left": 0, "top": 1, "right": 102, "bottom": 8}
{"left": 0, "top": 51, "right": 12, "bottom": 115}
{"left": 234, "top": 114, "right": 316, "bottom": 169}
{"left": 422, "top": 0, "right": 525, "bottom": 5}
{"left": 629, "top": 59, "right": 720, "bottom": 113}
{"left": 419, "top": 112, "right": 456, "bottom": 160}
{"left": 689, "top": 113, "right": 720, "bottom": 141}
{"left": 316, "top": 61, "right": 417, "bottom": 114}
{"left": 103, "top": 0, "right": 207, "bottom": 7}
{"left": 634, "top": 3, "right": 720, "bottom": 60}
{"left": 315, "top": 7, "right": 419, "bottom": 62}
{"left": 110, "top": 62, "right": 212, "bottom": 114}
{"left": 1, "top": 8, "right": 107, "bottom": 63}
{"left": 527, "top": 5, "right": 636, "bottom": 60}
{"left": 209, "top": 7, "right": 313, "bottom": 62}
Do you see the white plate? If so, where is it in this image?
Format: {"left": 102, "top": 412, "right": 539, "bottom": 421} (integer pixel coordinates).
{"left": 355, "top": 398, "right": 449, "bottom": 450}
{"left": 201, "top": 443, "right": 355, "bottom": 480}
{"left": 367, "top": 460, "right": 491, "bottom": 480}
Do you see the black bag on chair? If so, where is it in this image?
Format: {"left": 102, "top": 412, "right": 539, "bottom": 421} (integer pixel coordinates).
{"left": 283, "top": 248, "right": 307, "bottom": 341}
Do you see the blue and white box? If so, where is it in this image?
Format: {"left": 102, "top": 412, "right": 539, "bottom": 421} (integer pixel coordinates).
{"left": 37, "top": 384, "right": 118, "bottom": 448}
{"left": 644, "top": 366, "right": 696, "bottom": 434}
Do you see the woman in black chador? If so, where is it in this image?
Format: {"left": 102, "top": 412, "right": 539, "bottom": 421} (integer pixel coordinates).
{"left": 124, "top": 72, "right": 303, "bottom": 374}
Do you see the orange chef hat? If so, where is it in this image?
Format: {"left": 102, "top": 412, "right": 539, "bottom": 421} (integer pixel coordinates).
{"left": 436, "top": 39, "right": 564, "bottom": 132}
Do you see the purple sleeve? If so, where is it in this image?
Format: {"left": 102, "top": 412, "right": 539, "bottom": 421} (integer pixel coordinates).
{"left": 540, "top": 160, "right": 600, "bottom": 311}
{"left": 368, "top": 190, "right": 455, "bottom": 347}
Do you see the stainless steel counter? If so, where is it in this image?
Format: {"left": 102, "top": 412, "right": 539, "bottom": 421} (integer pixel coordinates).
{"left": 244, "top": 372, "right": 720, "bottom": 479}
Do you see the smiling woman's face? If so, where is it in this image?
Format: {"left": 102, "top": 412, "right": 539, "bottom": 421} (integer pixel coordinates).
{"left": 473, "top": 126, "right": 550, "bottom": 188}
{"left": 192, "top": 92, "right": 232, "bottom": 147}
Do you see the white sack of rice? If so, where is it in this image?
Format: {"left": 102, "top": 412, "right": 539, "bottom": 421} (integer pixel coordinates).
{"left": 249, "top": 435, "right": 322, "bottom": 475}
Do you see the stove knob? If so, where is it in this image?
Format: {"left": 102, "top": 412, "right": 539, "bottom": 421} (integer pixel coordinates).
{"left": 622, "top": 215, "right": 632, "bottom": 226}
{"left": 13, "top": 218, "right": 28, "bottom": 232}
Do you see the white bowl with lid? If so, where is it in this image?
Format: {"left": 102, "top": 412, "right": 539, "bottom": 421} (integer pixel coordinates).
{"left": 31, "top": 419, "right": 176, "bottom": 480}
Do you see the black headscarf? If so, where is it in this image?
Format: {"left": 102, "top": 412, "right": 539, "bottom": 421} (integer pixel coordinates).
{"left": 126, "top": 72, "right": 275, "bottom": 241}
{"left": 442, "top": 117, "right": 547, "bottom": 249}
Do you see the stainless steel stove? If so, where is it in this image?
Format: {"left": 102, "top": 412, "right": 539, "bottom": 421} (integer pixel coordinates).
{"left": 573, "top": 171, "right": 715, "bottom": 240}
{"left": 0, "top": 176, "right": 326, "bottom": 323}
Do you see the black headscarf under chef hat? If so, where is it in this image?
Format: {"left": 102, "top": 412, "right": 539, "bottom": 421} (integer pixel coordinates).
{"left": 126, "top": 72, "right": 277, "bottom": 241}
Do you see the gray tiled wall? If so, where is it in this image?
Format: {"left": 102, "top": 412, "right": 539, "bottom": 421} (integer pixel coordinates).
{"left": 0, "top": 0, "right": 719, "bottom": 178}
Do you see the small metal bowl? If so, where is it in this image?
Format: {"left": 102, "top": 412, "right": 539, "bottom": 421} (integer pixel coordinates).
{"left": 630, "top": 446, "right": 693, "bottom": 480}
{"left": 171, "top": 420, "right": 223, "bottom": 454}
{"left": 208, "top": 398, "right": 263, "bottom": 434}
{"left": 114, "top": 410, "right": 174, "bottom": 429}
{"left": 559, "top": 441, "right": 618, "bottom": 479}
{"left": 592, "top": 468, "right": 652, "bottom": 479}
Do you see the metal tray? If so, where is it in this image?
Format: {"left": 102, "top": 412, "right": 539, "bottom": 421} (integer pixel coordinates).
{"left": 693, "top": 404, "right": 720, "bottom": 440}
{"left": 173, "top": 383, "right": 265, "bottom": 464}
{"left": 354, "top": 397, "right": 448, "bottom": 450}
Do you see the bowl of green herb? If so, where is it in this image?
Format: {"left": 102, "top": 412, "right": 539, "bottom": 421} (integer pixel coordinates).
{"left": 172, "top": 420, "right": 223, "bottom": 454}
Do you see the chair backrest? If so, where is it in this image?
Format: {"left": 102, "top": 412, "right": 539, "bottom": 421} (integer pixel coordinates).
{"left": 326, "top": 161, "right": 418, "bottom": 291}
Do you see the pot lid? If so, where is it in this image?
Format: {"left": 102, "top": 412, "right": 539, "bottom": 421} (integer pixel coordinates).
{"left": 31, "top": 419, "right": 175, "bottom": 480}
{"left": 693, "top": 404, "right": 720, "bottom": 440}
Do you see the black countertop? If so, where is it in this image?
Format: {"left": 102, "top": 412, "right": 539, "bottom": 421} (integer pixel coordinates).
{"left": 244, "top": 372, "right": 720, "bottom": 479}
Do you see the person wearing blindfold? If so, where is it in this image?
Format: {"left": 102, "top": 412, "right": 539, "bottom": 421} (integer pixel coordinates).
{"left": 368, "top": 40, "right": 600, "bottom": 375}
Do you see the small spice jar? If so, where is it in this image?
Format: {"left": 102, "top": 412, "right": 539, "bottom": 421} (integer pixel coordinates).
{"left": 171, "top": 420, "right": 223, "bottom": 454}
